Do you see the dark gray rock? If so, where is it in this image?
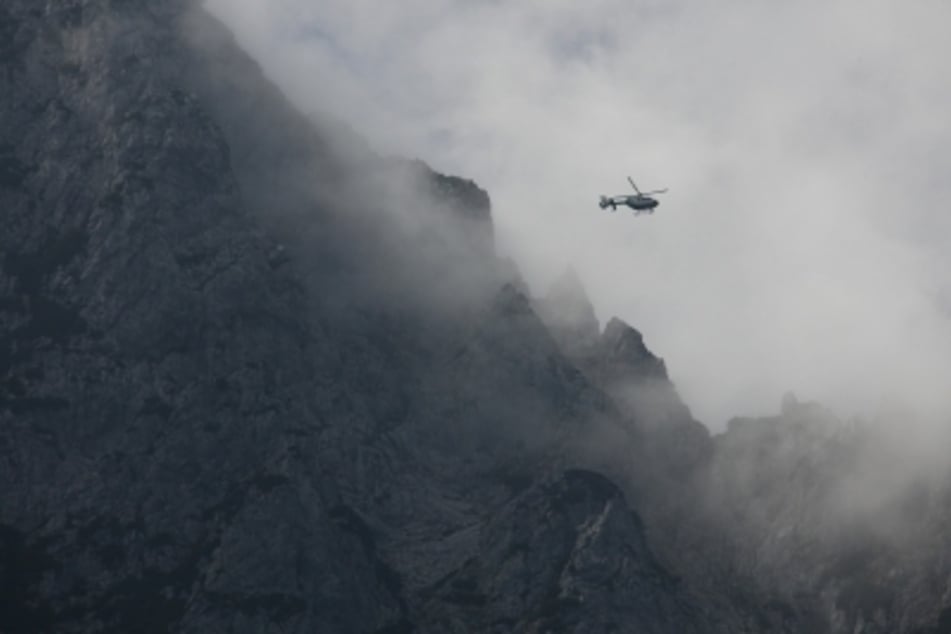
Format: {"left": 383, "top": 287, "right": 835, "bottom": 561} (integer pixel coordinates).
{"left": 418, "top": 469, "right": 706, "bottom": 634}
{"left": 687, "top": 403, "right": 951, "bottom": 634}
{"left": 537, "top": 267, "right": 601, "bottom": 357}
{"left": 598, "top": 317, "right": 669, "bottom": 383}
{"left": 6, "top": 2, "right": 951, "bottom": 634}
{"left": 0, "top": 1, "right": 405, "bottom": 632}
{"left": 0, "top": 1, "right": 722, "bottom": 633}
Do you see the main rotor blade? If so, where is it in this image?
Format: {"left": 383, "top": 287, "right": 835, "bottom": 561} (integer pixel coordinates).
{"left": 626, "top": 176, "right": 641, "bottom": 194}
{"left": 642, "top": 188, "right": 668, "bottom": 195}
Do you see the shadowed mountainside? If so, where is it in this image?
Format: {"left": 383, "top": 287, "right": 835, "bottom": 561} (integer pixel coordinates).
{"left": 0, "top": 2, "right": 706, "bottom": 632}
{"left": 3, "top": 2, "right": 951, "bottom": 634}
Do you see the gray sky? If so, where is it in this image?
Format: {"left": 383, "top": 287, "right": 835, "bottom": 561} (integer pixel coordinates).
{"left": 205, "top": 0, "right": 951, "bottom": 428}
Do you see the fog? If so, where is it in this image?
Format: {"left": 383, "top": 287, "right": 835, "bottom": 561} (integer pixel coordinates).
{"left": 203, "top": 0, "right": 951, "bottom": 429}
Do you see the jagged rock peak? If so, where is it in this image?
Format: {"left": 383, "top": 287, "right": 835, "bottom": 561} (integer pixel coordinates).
{"left": 600, "top": 317, "right": 668, "bottom": 381}
{"left": 492, "top": 282, "right": 534, "bottom": 317}
{"left": 547, "top": 266, "right": 588, "bottom": 301}
{"left": 781, "top": 390, "right": 800, "bottom": 415}
{"left": 426, "top": 165, "right": 491, "bottom": 222}
{"left": 542, "top": 266, "right": 600, "bottom": 339}
{"left": 725, "top": 395, "right": 843, "bottom": 440}
{"left": 378, "top": 157, "right": 494, "bottom": 253}
{"left": 402, "top": 158, "right": 492, "bottom": 225}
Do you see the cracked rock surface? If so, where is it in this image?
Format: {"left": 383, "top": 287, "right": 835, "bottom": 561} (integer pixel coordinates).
{"left": 6, "top": 3, "right": 951, "bottom": 634}
{"left": 0, "top": 2, "right": 714, "bottom": 633}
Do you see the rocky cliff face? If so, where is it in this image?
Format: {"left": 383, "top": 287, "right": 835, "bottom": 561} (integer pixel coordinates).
{"left": 0, "top": 2, "right": 711, "bottom": 633}
{"left": 1, "top": 2, "right": 406, "bottom": 632}
{"left": 693, "top": 401, "right": 951, "bottom": 634}
{"left": 4, "top": 2, "right": 951, "bottom": 634}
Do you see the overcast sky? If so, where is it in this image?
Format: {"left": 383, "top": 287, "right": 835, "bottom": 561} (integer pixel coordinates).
{"left": 205, "top": 0, "right": 951, "bottom": 429}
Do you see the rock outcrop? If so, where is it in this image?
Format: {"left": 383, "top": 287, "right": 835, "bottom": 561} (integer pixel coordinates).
{"left": 692, "top": 401, "right": 951, "bottom": 634}
{"left": 417, "top": 470, "right": 706, "bottom": 633}
{"left": 0, "top": 2, "right": 714, "bottom": 633}
{"left": 5, "top": 2, "right": 951, "bottom": 634}
{"left": 1, "top": 2, "right": 408, "bottom": 632}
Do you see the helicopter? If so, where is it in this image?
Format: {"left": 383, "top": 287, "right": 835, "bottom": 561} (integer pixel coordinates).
{"left": 599, "top": 177, "right": 667, "bottom": 214}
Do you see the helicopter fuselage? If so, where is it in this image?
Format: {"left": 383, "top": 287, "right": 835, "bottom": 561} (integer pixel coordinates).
{"left": 600, "top": 195, "right": 658, "bottom": 211}
{"left": 599, "top": 178, "right": 666, "bottom": 213}
{"left": 622, "top": 195, "right": 658, "bottom": 210}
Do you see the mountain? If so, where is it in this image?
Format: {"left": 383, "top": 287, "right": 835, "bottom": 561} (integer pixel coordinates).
{"left": 0, "top": 2, "right": 703, "bottom": 632}
{"left": 693, "top": 401, "right": 951, "bottom": 634}
{"left": 3, "top": 1, "right": 951, "bottom": 633}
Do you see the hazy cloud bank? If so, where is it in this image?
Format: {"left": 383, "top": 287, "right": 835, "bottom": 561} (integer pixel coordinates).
{"left": 204, "top": 0, "right": 951, "bottom": 428}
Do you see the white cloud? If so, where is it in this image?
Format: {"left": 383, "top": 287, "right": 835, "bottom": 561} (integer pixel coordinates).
{"left": 204, "top": 0, "right": 951, "bottom": 428}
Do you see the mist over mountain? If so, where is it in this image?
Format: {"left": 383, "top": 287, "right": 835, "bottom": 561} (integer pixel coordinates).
{"left": 207, "top": 0, "right": 951, "bottom": 429}
{"left": 3, "top": 2, "right": 951, "bottom": 633}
